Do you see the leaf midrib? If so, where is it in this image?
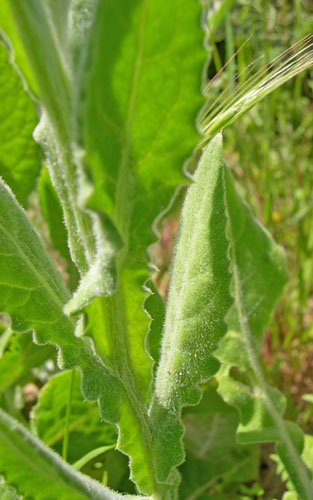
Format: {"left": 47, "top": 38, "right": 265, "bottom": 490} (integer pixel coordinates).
{"left": 114, "top": 0, "right": 148, "bottom": 248}
{"left": 102, "top": 2, "right": 159, "bottom": 493}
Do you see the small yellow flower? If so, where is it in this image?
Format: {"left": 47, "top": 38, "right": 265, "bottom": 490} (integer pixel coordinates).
{"left": 272, "top": 211, "right": 281, "bottom": 222}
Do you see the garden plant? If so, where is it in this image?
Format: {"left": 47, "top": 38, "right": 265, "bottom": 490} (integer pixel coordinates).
{"left": 0, "top": 1, "right": 313, "bottom": 499}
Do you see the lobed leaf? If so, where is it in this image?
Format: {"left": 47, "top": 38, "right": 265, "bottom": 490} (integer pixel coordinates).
{"left": 151, "top": 134, "right": 232, "bottom": 483}
{"left": 214, "top": 140, "right": 313, "bottom": 498}
{"left": 73, "top": 0, "right": 207, "bottom": 494}
{"left": 0, "top": 178, "right": 125, "bottom": 472}
{"left": 3, "top": 0, "right": 208, "bottom": 495}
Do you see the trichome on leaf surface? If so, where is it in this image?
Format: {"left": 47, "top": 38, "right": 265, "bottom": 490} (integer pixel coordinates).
{"left": 0, "top": 1, "right": 313, "bottom": 499}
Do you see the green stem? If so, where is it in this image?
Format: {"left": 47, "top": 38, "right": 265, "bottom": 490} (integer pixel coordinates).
{"left": 62, "top": 369, "right": 76, "bottom": 462}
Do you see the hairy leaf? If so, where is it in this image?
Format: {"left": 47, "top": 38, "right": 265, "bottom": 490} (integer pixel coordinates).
{"left": 6, "top": 0, "right": 123, "bottom": 311}
{"left": 38, "top": 166, "right": 79, "bottom": 290}
{"left": 214, "top": 140, "right": 313, "bottom": 498}
{"left": 75, "top": 0, "right": 207, "bottom": 495}
{"left": 3, "top": 0, "right": 207, "bottom": 495}
{"left": 0, "top": 43, "right": 40, "bottom": 206}
{"left": 0, "top": 177, "right": 123, "bottom": 450}
{"left": 46, "top": 0, "right": 71, "bottom": 46}
{"left": 151, "top": 134, "right": 232, "bottom": 483}
{"left": 0, "top": 409, "right": 138, "bottom": 500}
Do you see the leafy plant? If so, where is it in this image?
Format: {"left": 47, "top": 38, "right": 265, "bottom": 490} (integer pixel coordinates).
{"left": 0, "top": 1, "right": 313, "bottom": 499}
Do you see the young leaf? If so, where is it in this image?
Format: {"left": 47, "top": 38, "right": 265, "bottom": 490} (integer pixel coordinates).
{"left": 0, "top": 43, "right": 40, "bottom": 206}
{"left": 0, "top": 408, "right": 140, "bottom": 500}
{"left": 150, "top": 134, "right": 232, "bottom": 483}
{"left": 214, "top": 144, "right": 313, "bottom": 498}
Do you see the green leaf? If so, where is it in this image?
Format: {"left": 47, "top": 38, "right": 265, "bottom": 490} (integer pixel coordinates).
{"left": 6, "top": 1, "right": 71, "bottom": 145}
{"left": 179, "top": 385, "right": 259, "bottom": 499}
{"left": 0, "top": 177, "right": 122, "bottom": 458}
{"left": 38, "top": 166, "right": 79, "bottom": 290}
{"left": 214, "top": 140, "right": 313, "bottom": 498}
{"left": 0, "top": 43, "right": 40, "bottom": 206}
{"left": 3, "top": 0, "right": 207, "bottom": 495}
{"left": 32, "top": 371, "right": 116, "bottom": 463}
{"left": 75, "top": 0, "right": 207, "bottom": 495}
{"left": 32, "top": 372, "right": 137, "bottom": 494}
{"left": 0, "top": 333, "right": 54, "bottom": 395}
{"left": 0, "top": 1, "right": 38, "bottom": 95}
{"left": 69, "top": 0, "right": 97, "bottom": 67}
{"left": 0, "top": 408, "right": 138, "bottom": 500}
{"left": 145, "top": 280, "right": 165, "bottom": 367}
{"left": 6, "top": 0, "right": 123, "bottom": 308}
{"left": 151, "top": 134, "right": 232, "bottom": 483}
{"left": 0, "top": 180, "right": 147, "bottom": 499}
